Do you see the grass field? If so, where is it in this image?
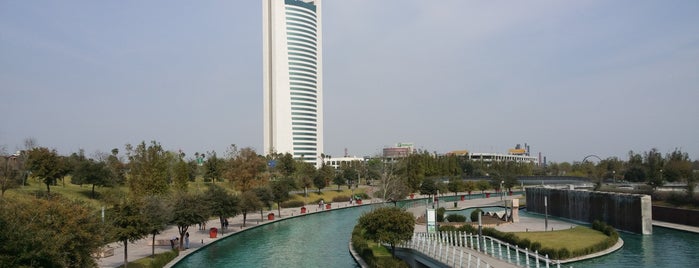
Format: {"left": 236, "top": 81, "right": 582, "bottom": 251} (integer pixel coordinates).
{"left": 288, "top": 187, "right": 368, "bottom": 205}
{"left": 513, "top": 226, "right": 608, "bottom": 252}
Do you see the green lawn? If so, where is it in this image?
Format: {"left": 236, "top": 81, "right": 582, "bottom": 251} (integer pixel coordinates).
{"left": 289, "top": 188, "right": 368, "bottom": 205}
{"left": 513, "top": 226, "right": 608, "bottom": 252}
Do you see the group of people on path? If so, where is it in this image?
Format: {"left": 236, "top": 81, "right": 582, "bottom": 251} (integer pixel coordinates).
{"left": 169, "top": 232, "right": 190, "bottom": 250}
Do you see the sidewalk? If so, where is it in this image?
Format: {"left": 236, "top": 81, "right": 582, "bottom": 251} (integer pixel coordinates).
{"left": 96, "top": 199, "right": 375, "bottom": 268}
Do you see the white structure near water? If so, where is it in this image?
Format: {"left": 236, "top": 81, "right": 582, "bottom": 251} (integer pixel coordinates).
{"left": 263, "top": 0, "right": 324, "bottom": 167}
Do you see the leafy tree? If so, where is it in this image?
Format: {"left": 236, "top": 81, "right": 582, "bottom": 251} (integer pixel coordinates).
{"left": 125, "top": 141, "right": 172, "bottom": 197}
{"left": 463, "top": 180, "right": 476, "bottom": 198}
{"left": 420, "top": 178, "right": 437, "bottom": 197}
{"left": 271, "top": 177, "right": 294, "bottom": 216}
{"left": 26, "top": 147, "right": 69, "bottom": 195}
{"left": 205, "top": 184, "right": 240, "bottom": 234}
{"left": 316, "top": 164, "right": 334, "bottom": 192}
{"left": 624, "top": 166, "right": 646, "bottom": 182}
{"left": 333, "top": 173, "right": 347, "bottom": 190}
{"left": 171, "top": 193, "right": 209, "bottom": 248}
{"left": 172, "top": 158, "right": 191, "bottom": 192}
{"left": 111, "top": 199, "right": 150, "bottom": 267}
{"left": 358, "top": 206, "right": 415, "bottom": 256}
{"left": 71, "top": 157, "right": 113, "bottom": 198}
{"left": 141, "top": 196, "right": 172, "bottom": 258}
{"left": 203, "top": 151, "right": 224, "bottom": 183}
{"left": 253, "top": 186, "right": 274, "bottom": 220}
{"left": 0, "top": 195, "right": 104, "bottom": 267}
{"left": 476, "top": 180, "right": 490, "bottom": 194}
{"left": 106, "top": 148, "right": 127, "bottom": 185}
{"left": 663, "top": 149, "right": 693, "bottom": 183}
{"left": 239, "top": 191, "right": 262, "bottom": 227}
{"left": 294, "top": 161, "right": 316, "bottom": 197}
{"left": 447, "top": 179, "right": 463, "bottom": 197}
{"left": 227, "top": 147, "right": 268, "bottom": 192}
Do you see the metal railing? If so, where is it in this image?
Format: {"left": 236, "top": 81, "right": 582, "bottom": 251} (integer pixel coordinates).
{"left": 402, "top": 232, "right": 563, "bottom": 268}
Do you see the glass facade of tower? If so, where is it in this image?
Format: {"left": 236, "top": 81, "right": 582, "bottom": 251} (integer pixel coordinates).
{"left": 286, "top": 1, "right": 318, "bottom": 162}
{"left": 263, "top": 0, "right": 323, "bottom": 166}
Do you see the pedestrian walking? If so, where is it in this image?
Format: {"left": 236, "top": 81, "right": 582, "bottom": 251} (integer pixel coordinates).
{"left": 185, "top": 232, "right": 190, "bottom": 249}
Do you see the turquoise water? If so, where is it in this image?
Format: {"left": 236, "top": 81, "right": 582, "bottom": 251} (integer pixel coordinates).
{"left": 174, "top": 206, "right": 375, "bottom": 268}
{"left": 174, "top": 199, "right": 699, "bottom": 267}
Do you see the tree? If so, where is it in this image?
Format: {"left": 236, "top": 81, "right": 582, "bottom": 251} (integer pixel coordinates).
{"left": 26, "top": 147, "right": 69, "bottom": 195}
{"left": 420, "top": 178, "right": 437, "bottom": 197}
{"left": 239, "top": 191, "right": 262, "bottom": 227}
{"left": 106, "top": 148, "right": 126, "bottom": 185}
{"left": 141, "top": 196, "right": 172, "bottom": 258}
{"left": 315, "top": 164, "right": 334, "bottom": 193}
{"left": 333, "top": 173, "right": 347, "bottom": 190}
{"left": 71, "top": 157, "right": 113, "bottom": 198}
{"left": 227, "top": 147, "right": 268, "bottom": 192}
{"left": 271, "top": 177, "right": 294, "bottom": 217}
{"left": 663, "top": 148, "right": 693, "bottom": 183}
{"left": 205, "top": 184, "right": 239, "bottom": 234}
{"left": 476, "top": 180, "right": 490, "bottom": 194}
{"left": 447, "top": 179, "right": 463, "bottom": 197}
{"left": 294, "top": 161, "right": 316, "bottom": 197}
{"left": 0, "top": 195, "right": 104, "bottom": 267}
{"left": 374, "top": 162, "right": 410, "bottom": 203}
{"left": 171, "top": 193, "right": 209, "bottom": 248}
{"left": 172, "top": 158, "right": 191, "bottom": 192}
{"left": 125, "top": 141, "right": 172, "bottom": 197}
{"left": 463, "top": 180, "right": 476, "bottom": 199}
{"left": 254, "top": 186, "right": 274, "bottom": 222}
{"left": 111, "top": 199, "right": 150, "bottom": 267}
{"left": 358, "top": 206, "right": 415, "bottom": 257}
{"left": 203, "top": 151, "right": 224, "bottom": 183}
{"left": 0, "top": 153, "right": 22, "bottom": 197}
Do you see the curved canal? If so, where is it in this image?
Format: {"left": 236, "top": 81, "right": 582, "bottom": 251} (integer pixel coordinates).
{"left": 174, "top": 196, "right": 699, "bottom": 267}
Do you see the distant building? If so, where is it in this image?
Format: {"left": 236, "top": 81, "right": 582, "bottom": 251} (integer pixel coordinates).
{"left": 324, "top": 156, "right": 364, "bottom": 169}
{"left": 382, "top": 142, "right": 414, "bottom": 159}
{"left": 448, "top": 143, "right": 539, "bottom": 165}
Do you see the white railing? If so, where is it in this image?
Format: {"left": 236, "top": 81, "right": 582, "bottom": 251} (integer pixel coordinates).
{"left": 404, "top": 232, "right": 563, "bottom": 268}
{"left": 401, "top": 233, "right": 492, "bottom": 268}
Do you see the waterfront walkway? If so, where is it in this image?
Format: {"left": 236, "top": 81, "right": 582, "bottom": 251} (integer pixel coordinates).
{"left": 96, "top": 191, "right": 699, "bottom": 268}
{"left": 97, "top": 199, "right": 375, "bottom": 268}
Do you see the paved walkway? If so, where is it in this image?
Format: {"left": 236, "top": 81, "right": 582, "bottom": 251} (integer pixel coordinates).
{"left": 97, "top": 199, "right": 377, "bottom": 268}
{"left": 96, "top": 191, "right": 699, "bottom": 268}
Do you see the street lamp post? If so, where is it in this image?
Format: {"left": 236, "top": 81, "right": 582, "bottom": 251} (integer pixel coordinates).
{"left": 500, "top": 181, "right": 504, "bottom": 200}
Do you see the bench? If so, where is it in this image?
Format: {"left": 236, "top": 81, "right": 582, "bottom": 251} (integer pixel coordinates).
{"left": 93, "top": 247, "right": 115, "bottom": 258}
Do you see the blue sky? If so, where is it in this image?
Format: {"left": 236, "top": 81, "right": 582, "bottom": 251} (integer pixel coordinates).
{"left": 1, "top": 0, "right": 698, "bottom": 163}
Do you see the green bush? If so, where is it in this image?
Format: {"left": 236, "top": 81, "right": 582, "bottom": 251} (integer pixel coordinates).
{"left": 281, "top": 200, "right": 305, "bottom": 208}
{"left": 436, "top": 207, "right": 446, "bottom": 222}
{"left": 149, "top": 249, "right": 178, "bottom": 268}
{"left": 557, "top": 247, "right": 571, "bottom": 259}
{"left": 445, "top": 214, "right": 467, "bottom": 222}
{"left": 518, "top": 238, "right": 531, "bottom": 249}
{"left": 470, "top": 208, "right": 483, "bottom": 222}
{"left": 333, "top": 195, "right": 350, "bottom": 202}
{"left": 439, "top": 225, "right": 457, "bottom": 232}
{"left": 530, "top": 241, "right": 542, "bottom": 251}
{"left": 374, "top": 256, "right": 409, "bottom": 268}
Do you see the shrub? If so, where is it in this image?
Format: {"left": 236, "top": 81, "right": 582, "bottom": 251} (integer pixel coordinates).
{"left": 446, "top": 214, "right": 467, "bottom": 222}
{"left": 470, "top": 208, "right": 483, "bottom": 222}
{"left": 281, "top": 200, "right": 305, "bottom": 208}
{"left": 558, "top": 247, "right": 571, "bottom": 259}
{"left": 436, "top": 207, "right": 446, "bottom": 222}
{"left": 333, "top": 195, "right": 350, "bottom": 202}
{"left": 518, "top": 238, "right": 531, "bottom": 249}
{"left": 439, "top": 225, "right": 457, "bottom": 232}
{"left": 530, "top": 241, "right": 542, "bottom": 251}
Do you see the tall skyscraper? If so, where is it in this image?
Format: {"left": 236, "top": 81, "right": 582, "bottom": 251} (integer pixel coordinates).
{"left": 263, "top": 0, "right": 323, "bottom": 167}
